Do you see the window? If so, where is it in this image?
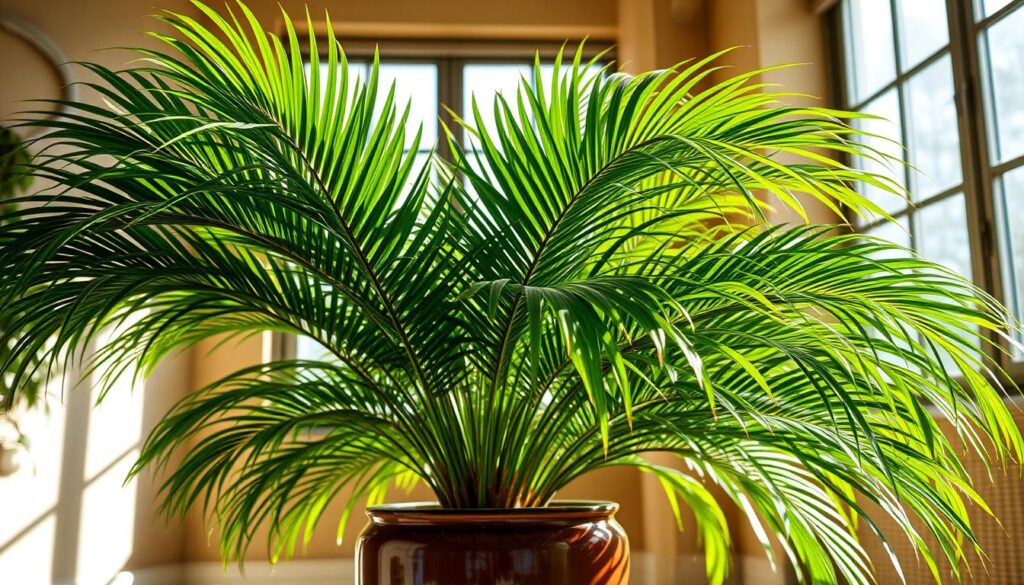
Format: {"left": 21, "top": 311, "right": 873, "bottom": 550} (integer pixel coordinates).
{"left": 305, "top": 58, "right": 438, "bottom": 200}
{"left": 291, "top": 46, "right": 610, "bottom": 362}
{"left": 834, "top": 0, "right": 1024, "bottom": 369}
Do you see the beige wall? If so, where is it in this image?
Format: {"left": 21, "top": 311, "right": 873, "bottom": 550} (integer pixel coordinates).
{"left": 0, "top": 0, "right": 834, "bottom": 583}
{"left": 0, "top": 0, "right": 196, "bottom": 582}
{"left": 268, "top": 0, "right": 617, "bottom": 28}
{"left": 621, "top": 2, "right": 834, "bottom": 583}
{"left": 706, "top": 0, "right": 837, "bottom": 226}
{"left": 0, "top": 356, "right": 192, "bottom": 583}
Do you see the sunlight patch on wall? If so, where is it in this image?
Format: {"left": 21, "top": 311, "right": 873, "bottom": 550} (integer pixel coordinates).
{"left": 0, "top": 514, "right": 56, "bottom": 584}
{"left": 0, "top": 386, "right": 66, "bottom": 536}
{"left": 0, "top": 375, "right": 67, "bottom": 582}
{"left": 76, "top": 451, "right": 140, "bottom": 585}
{"left": 85, "top": 320, "right": 146, "bottom": 480}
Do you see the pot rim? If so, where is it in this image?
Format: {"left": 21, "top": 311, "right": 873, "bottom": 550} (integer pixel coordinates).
{"left": 365, "top": 500, "right": 619, "bottom": 526}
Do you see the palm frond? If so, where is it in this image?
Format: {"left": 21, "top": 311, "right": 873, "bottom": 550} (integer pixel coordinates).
{"left": 0, "top": 2, "right": 1019, "bottom": 584}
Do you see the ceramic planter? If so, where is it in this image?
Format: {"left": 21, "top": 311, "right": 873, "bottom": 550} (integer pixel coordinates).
{"left": 356, "top": 501, "right": 629, "bottom": 584}
{"left": 0, "top": 442, "right": 24, "bottom": 477}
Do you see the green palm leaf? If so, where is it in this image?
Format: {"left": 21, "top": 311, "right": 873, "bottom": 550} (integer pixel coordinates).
{"left": 0, "top": 2, "right": 1020, "bottom": 583}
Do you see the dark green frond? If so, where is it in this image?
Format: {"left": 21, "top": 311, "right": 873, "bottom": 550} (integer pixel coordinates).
{"left": 0, "top": 2, "right": 1020, "bottom": 584}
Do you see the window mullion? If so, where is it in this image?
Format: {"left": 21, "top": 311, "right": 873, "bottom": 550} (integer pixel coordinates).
{"left": 436, "top": 56, "right": 459, "bottom": 161}
{"left": 894, "top": 80, "right": 915, "bottom": 243}
{"left": 830, "top": 3, "right": 859, "bottom": 229}
{"left": 977, "top": 0, "right": 1024, "bottom": 27}
{"left": 888, "top": 0, "right": 920, "bottom": 250}
{"left": 993, "top": 153, "right": 1024, "bottom": 176}
{"left": 947, "top": 0, "right": 1008, "bottom": 366}
{"left": 888, "top": 0, "right": 905, "bottom": 74}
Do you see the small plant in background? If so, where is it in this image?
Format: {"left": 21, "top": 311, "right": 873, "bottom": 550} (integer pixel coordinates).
{"left": 0, "top": 126, "right": 46, "bottom": 474}
{"left": 0, "top": 2, "right": 1021, "bottom": 583}
{"left": 0, "top": 127, "right": 32, "bottom": 198}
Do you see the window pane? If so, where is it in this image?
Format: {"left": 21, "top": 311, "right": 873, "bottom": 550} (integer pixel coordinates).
{"left": 905, "top": 56, "right": 962, "bottom": 198}
{"left": 537, "top": 62, "right": 603, "bottom": 93}
{"left": 378, "top": 64, "right": 438, "bottom": 150}
{"left": 915, "top": 194, "right": 973, "bottom": 281}
{"left": 995, "top": 165, "right": 1024, "bottom": 360}
{"left": 463, "top": 63, "right": 532, "bottom": 145}
{"left": 866, "top": 217, "right": 911, "bottom": 248}
{"left": 539, "top": 64, "right": 560, "bottom": 92}
{"left": 398, "top": 151, "right": 433, "bottom": 206}
{"left": 297, "top": 335, "right": 330, "bottom": 360}
{"left": 844, "top": 0, "right": 897, "bottom": 104}
{"left": 982, "top": 5, "right": 1024, "bottom": 164}
{"left": 978, "top": 0, "right": 1015, "bottom": 19}
{"left": 854, "top": 90, "right": 907, "bottom": 216}
{"left": 308, "top": 62, "right": 369, "bottom": 105}
{"left": 865, "top": 217, "right": 912, "bottom": 260}
{"left": 895, "top": 0, "right": 949, "bottom": 69}
{"left": 915, "top": 196, "right": 981, "bottom": 369}
{"left": 461, "top": 150, "right": 489, "bottom": 196}
{"left": 864, "top": 218, "right": 914, "bottom": 370}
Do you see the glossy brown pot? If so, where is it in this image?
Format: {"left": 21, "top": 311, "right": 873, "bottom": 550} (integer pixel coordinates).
{"left": 355, "top": 500, "right": 630, "bottom": 585}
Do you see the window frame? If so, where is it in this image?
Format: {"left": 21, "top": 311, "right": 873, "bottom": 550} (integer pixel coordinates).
{"left": 831, "top": 0, "right": 1024, "bottom": 379}
{"left": 278, "top": 42, "right": 613, "bottom": 363}
{"left": 299, "top": 41, "right": 614, "bottom": 160}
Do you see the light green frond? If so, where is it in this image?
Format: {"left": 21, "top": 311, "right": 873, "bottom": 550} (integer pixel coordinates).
{"left": 0, "top": 2, "right": 1019, "bottom": 583}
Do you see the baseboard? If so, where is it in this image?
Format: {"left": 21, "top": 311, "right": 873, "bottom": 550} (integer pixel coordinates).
{"left": 123, "top": 554, "right": 782, "bottom": 585}
{"left": 123, "top": 560, "right": 355, "bottom": 585}
{"left": 740, "top": 556, "right": 787, "bottom": 585}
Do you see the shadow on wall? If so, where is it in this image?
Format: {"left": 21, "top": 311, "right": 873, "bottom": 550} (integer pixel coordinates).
{"left": 0, "top": 339, "right": 189, "bottom": 585}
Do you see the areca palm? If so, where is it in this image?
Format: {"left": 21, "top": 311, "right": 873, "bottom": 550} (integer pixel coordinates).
{"left": 0, "top": 2, "right": 1021, "bottom": 583}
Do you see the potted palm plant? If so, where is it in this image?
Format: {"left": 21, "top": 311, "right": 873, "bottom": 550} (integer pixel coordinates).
{"left": 1, "top": 2, "right": 1020, "bottom": 584}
